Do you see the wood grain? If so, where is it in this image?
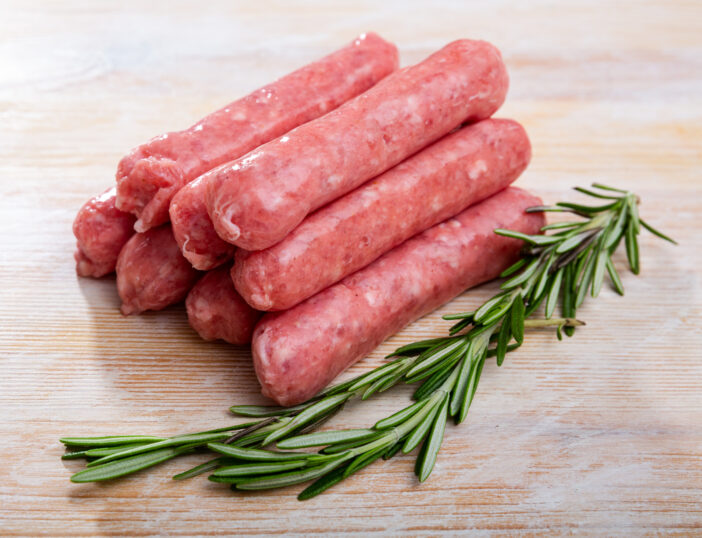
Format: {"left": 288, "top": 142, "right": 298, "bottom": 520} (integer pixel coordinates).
{"left": 1, "top": 0, "right": 701, "bottom": 535}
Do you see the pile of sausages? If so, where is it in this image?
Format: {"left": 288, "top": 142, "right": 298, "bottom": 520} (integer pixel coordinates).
{"left": 73, "top": 33, "right": 545, "bottom": 406}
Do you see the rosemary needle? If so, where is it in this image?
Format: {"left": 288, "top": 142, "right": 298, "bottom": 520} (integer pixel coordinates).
{"left": 61, "top": 183, "right": 674, "bottom": 499}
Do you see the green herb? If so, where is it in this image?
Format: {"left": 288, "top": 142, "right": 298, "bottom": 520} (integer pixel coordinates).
{"left": 61, "top": 184, "right": 673, "bottom": 499}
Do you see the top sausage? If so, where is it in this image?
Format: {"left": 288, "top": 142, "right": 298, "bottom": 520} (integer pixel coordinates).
{"left": 206, "top": 39, "right": 509, "bottom": 251}
{"left": 115, "top": 33, "right": 399, "bottom": 232}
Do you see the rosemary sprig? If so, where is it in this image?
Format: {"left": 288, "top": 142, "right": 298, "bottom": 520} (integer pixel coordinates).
{"left": 61, "top": 184, "right": 674, "bottom": 498}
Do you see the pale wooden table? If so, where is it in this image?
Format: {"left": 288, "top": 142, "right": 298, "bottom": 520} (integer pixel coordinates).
{"left": 1, "top": 1, "right": 701, "bottom": 535}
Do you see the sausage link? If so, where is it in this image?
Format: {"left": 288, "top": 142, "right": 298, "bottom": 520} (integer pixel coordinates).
{"left": 170, "top": 173, "right": 236, "bottom": 270}
{"left": 186, "top": 264, "right": 262, "bottom": 345}
{"left": 116, "top": 33, "right": 398, "bottom": 232}
{"left": 207, "top": 39, "right": 509, "bottom": 251}
{"left": 116, "top": 225, "right": 200, "bottom": 315}
{"left": 73, "top": 187, "right": 136, "bottom": 277}
{"left": 252, "top": 187, "right": 545, "bottom": 406}
{"left": 233, "top": 119, "right": 531, "bottom": 311}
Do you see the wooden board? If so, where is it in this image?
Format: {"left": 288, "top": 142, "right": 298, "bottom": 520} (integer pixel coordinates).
{"left": 1, "top": 1, "right": 701, "bottom": 535}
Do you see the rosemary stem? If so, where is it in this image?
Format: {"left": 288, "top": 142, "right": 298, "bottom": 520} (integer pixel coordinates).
{"left": 523, "top": 318, "right": 585, "bottom": 328}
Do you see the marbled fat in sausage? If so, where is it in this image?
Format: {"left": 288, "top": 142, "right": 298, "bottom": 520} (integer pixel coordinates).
{"left": 233, "top": 119, "right": 531, "bottom": 311}
{"left": 252, "top": 187, "right": 545, "bottom": 406}
{"left": 170, "top": 173, "right": 236, "bottom": 270}
{"left": 186, "top": 264, "right": 262, "bottom": 345}
{"left": 73, "top": 187, "right": 136, "bottom": 277}
{"left": 115, "top": 33, "right": 399, "bottom": 232}
{"left": 116, "top": 225, "right": 200, "bottom": 315}
{"left": 207, "top": 39, "right": 510, "bottom": 251}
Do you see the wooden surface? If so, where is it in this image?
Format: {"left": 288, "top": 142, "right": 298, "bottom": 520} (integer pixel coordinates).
{"left": 1, "top": 1, "right": 701, "bottom": 535}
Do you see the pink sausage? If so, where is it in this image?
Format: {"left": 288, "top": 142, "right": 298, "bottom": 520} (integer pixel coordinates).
{"left": 116, "top": 33, "right": 399, "bottom": 232}
{"left": 170, "top": 173, "right": 236, "bottom": 270}
{"left": 207, "top": 39, "right": 509, "bottom": 251}
{"left": 170, "top": 32, "right": 402, "bottom": 272}
{"left": 233, "top": 119, "right": 531, "bottom": 311}
{"left": 185, "top": 264, "right": 262, "bottom": 345}
{"left": 73, "top": 187, "right": 136, "bottom": 278}
{"left": 252, "top": 187, "right": 545, "bottom": 406}
{"left": 116, "top": 225, "right": 200, "bottom": 315}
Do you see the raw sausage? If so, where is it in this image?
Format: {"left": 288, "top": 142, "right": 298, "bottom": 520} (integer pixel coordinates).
{"left": 186, "top": 264, "right": 262, "bottom": 345}
{"left": 73, "top": 187, "right": 135, "bottom": 277}
{"left": 170, "top": 31, "right": 400, "bottom": 271}
{"left": 233, "top": 119, "right": 531, "bottom": 311}
{"left": 116, "top": 33, "right": 399, "bottom": 232}
{"left": 252, "top": 187, "right": 545, "bottom": 406}
{"left": 118, "top": 32, "right": 398, "bottom": 232}
{"left": 207, "top": 39, "right": 509, "bottom": 251}
{"left": 170, "top": 173, "right": 236, "bottom": 270}
{"left": 186, "top": 264, "right": 261, "bottom": 344}
{"left": 253, "top": 188, "right": 544, "bottom": 405}
{"left": 116, "top": 225, "right": 200, "bottom": 315}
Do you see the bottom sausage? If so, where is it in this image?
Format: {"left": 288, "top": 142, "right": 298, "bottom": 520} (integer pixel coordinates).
{"left": 116, "top": 225, "right": 200, "bottom": 315}
{"left": 186, "top": 264, "right": 262, "bottom": 345}
{"left": 252, "top": 187, "right": 545, "bottom": 406}
{"left": 73, "top": 187, "right": 136, "bottom": 277}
